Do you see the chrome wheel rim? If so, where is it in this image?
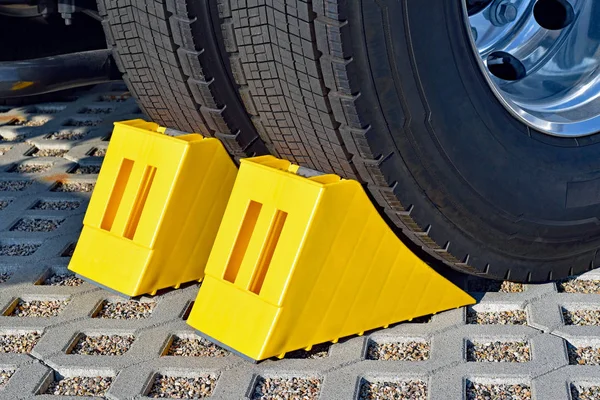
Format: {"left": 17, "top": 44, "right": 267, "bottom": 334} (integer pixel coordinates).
{"left": 463, "top": 0, "right": 600, "bottom": 137}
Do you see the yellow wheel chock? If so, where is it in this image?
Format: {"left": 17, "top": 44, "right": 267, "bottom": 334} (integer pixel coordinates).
{"left": 69, "top": 120, "right": 475, "bottom": 361}
{"left": 68, "top": 120, "right": 237, "bottom": 297}
{"left": 186, "top": 155, "right": 476, "bottom": 361}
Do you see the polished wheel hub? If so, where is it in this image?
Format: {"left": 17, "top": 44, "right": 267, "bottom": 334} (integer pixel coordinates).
{"left": 464, "top": 0, "right": 600, "bottom": 137}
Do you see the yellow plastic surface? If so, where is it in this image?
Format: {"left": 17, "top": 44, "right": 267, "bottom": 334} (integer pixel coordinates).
{"left": 68, "top": 119, "right": 237, "bottom": 297}
{"left": 187, "top": 155, "right": 476, "bottom": 361}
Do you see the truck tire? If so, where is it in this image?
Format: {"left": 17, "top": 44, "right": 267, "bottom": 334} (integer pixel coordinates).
{"left": 98, "top": 0, "right": 600, "bottom": 283}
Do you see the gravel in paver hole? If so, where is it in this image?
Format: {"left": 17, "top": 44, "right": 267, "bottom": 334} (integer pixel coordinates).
{"left": 0, "top": 147, "right": 10, "bottom": 156}
{"left": 558, "top": 278, "right": 600, "bottom": 294}
{"left": 0, "top": 332, "right": 41, "bottom": 353}
{"left": 0, "top": 180, "right": 31, "bottom": 191}
{"left": 94, "top": 300, "right": 155, "bottom": 319}
{"left": 46, "top": 130, "right": 86, "bottom": 140}
{"left": 31, "top": 106, "right": 66, "bottom": 114}
{"left": 167, "top": 336, "right": 228, "bottom": 357}
{"left": 43, "top": 273, "right": 83, "bottom": 286}
{"left": 0, "top": 272, "right": 11, "bottom": 283}
{"left": 563, "top": 309, "right": 600, "bottom": 326}
{"left": 8, "top": 299, "right": 68, "bottom": 317}
{"left": 571, "top": 384, "right": 600, "bottom": 400}
{"left": 32, "top": 200, "right": 80, "bottom": 210}
{"left": 31, "top": 148, "right": 67, "bottom": 157}
{"left": 63, "top": 119, "right": 101, "bottom": 127}
{"left": 358, "top": 380, "right": 427, "bottom": 400}
{"left": 468, "top": 279, "right": 524, "bottom": 293}
{"left": 10, "top": 218, "right": 64, "bottom": 232}
{"left": 284, "top": 342, "right": 330, "bottom": 359}
{"left": 99, "top": 94, "right": 130, "bottom": 102}
{"left": 71, "top": 334, "right": 134, "bottom": 355}
{"left": 78, "top": 107, "right": 114, "bottom": 114}
{"left": 148, "top": 374, "right": 217, "bottom": 399}
{"left": 45, "top": 376, "right": 112, "bottom": 396}
{"left": 72, "top": 165, "right": 101, "bottom": 174}
{"left": 567, "top": 343, "right": 600, "bottom": 365}
{"left": 367, "top": 341, "right": 430, "bottom": 361}
{"left": 10, "top": 163, "right": 51, "bottom": 173}
{"left": 466, "top": 381, "right": 531, "bottom": 400}
{"left": 252, "top": 377, "right": 321, "bottom": 400}
{"left": 0, "top": 370, "right": 13, "bottom": 389}
{"left": 467, "top": 308, "right": 527, "bottom": 325}
{"left": 0, "top": 200, "right": 9, "bottom": 210}
{"left": 52, "top": 182, "right": 95, "bottom": 192}
{"left": 90, "top": 148, "right": 106, "bottom": 157}
{"left": 0, "top": 243, "right": 40, "bottom": 256}
{"left": 467, "top": 341, "right": 530, "bottom": 362}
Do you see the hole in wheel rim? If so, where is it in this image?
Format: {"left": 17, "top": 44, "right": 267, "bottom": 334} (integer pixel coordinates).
{"left": 486, "top": 51, "right": 526, "bottom": 81}
{"left": 533, "top": 0, "right": 574, "bottom": 30}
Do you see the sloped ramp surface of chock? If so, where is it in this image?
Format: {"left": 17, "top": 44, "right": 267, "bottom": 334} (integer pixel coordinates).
{"left": 68, "top": 119, "right": 237, "bottom": 297}
{"left": 187, "top": 156, "right": 475, "bottom": 361}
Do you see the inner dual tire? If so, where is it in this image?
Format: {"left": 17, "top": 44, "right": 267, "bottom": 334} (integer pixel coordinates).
{"left": 97, "top": 0, "right": 600, "bottom": 282}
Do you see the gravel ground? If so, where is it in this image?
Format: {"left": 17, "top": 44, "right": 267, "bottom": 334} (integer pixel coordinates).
{"left": 285, "top": 342, "right": 330, "bottom": 359}
{"left": 0, "top": 331, "right": 41, "bottom": 353}
{"left": 46, "top": 130, "right": 86, "bottom": 140}
{"left": 45, "top": 376, "right": 113, "bottom": 396}
{"left": 567, "top": 343, "right": 600, "bottom": 365}
{"left": 94, "top": 300, "right": 155, "bottom": 319}
{"left": 0, "top": 243, "right": 40, "bottom": 256}
{"left": 73, "top": 165, "right": 101, "bottom": 174}
{"left": 91, "top": 148, "right": 107, "bottom": 157}
{"left": 466, "top": 381, "right": 531, "bottom": 400}
{"left": 0, "top": 180, "right": 32, "bottom": 191}
{"left": 0, "top": 370, "right": 13, "bottom": 389}
{"left": 11, "top": 163, "right": 52, "bottom": 173}
{"left": 0, "top": 200, "right": 10, "bottom": 210}
{"left": 64, "top": 119, "right": 102, "bottom": 127}
{"left": 562, "top": 309, "right": 600, "bottom": 326}
{"left": 466, "top": 309, "right": 527, "bottom": 325}
{"left": 10, "top": 218, "right": 64, "bottom": 232}
{"left": 31, "top": 148, "right": 68, "bottom": 157}
{"left": 148, "top": 374, "right": 217, "bottom": 399}
{"left": 32, "top": 200, "right": 80, "bottom": 210}
{"left": 252, "top": 377, "right": 321, "bottom": 400}
{"left": 9, "top": 299, "right": 68, "bottom": 317}
{"left": 71, "top": 334, "right": 135, "bottom": 355}
{"left": 571, "top": 384, "right": 600, "bottom": 400}
{"left": 557, "top": 278, "right": 600, "bottom": 294}
{"left": 0, "top": 272, "right": 11, "bottom": 283}
{"left": 52, "top": 182, "right": 95, "bottom": 192}
{"left": 468, "top": 280, "right": 525, "bottom": 293}
{"left": 358, "top": 380, "right": 428, "bottom": 400}
{"left": 467, "top": 341, "right": 530, "bottom": 362}
{"left": 43, "top": 273, "right": 83, "bottom": 286}
{"left": 0, "top": 146, "right": 11, "bottom": 156}
{"left": 367, "top": 341, "right": 430, "bottom": 361}
{"left": 166, "top": 336, "right": 229, "bottom": 357}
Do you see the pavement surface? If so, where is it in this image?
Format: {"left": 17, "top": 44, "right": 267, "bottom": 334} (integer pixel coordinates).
{"left": 0, "top": 83, "right": 599, "bottom": 400}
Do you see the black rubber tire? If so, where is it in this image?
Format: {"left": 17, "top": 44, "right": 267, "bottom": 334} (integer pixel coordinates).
{"left": 99, "top": 0, "right": 600, "bottom": 283}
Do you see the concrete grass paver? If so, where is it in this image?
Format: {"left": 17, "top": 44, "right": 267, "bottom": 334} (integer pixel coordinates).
{"left": 0, "top": 83, "right": 598, "bottom": 399}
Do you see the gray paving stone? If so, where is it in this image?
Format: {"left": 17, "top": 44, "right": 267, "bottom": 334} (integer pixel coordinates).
{"left": 1, "top": 83, "right": 598, "bottom": 400}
